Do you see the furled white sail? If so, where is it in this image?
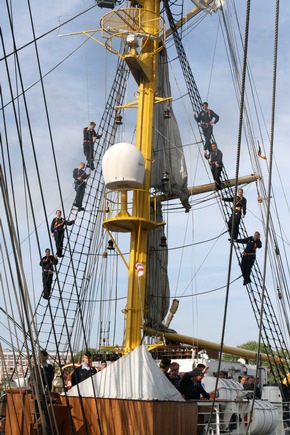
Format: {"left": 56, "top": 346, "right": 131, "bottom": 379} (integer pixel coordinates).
{"left": 146, "top": 48, "right": 190, "bottom": 329}
{"left": 151, "top": 48, "right": 190, "bottom": 212}
{"left": 146, "top": 202, "right": 170, "bottom": 329}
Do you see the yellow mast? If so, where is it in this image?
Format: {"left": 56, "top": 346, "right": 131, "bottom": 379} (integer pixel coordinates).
{"left": 101, "top": 1, "right": 164, "bottom": 352}
{"left": 124, "top": 0, "right": 160, "bottom": 352}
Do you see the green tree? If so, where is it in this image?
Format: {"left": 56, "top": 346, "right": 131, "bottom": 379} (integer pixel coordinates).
{"left": 223, "top": 341, "right": 272, "bottom": 364}
{"left": 71, "top": 348, "right": 97, "bottom": 364}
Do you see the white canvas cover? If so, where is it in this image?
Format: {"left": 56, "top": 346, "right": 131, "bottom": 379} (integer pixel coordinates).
{"left": 68, "top": 345, "right": 184, "bottom": 401}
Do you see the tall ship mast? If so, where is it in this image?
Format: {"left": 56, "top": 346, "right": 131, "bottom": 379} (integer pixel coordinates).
{"left": 1, "top": 0, "right": 290, "bottom": 434}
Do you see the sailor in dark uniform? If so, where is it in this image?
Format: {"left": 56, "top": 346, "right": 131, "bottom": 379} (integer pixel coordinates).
{"left": 71, "top": 352, "right": 97, "bottom": 386}
{"left": 234, "top": 231, "right": 262, "bottom": 285}
{"left": 51, "top": 210, "right": 76, "bottom": 257}
{"left": 205, "top": 142, "right": 223, "bottom": 191}
{"left": 194, "top": 102, "right": 219, "bottom": 154}
{"left": 40, "top": 248, "right": 58, "bottom": 299}
{"left": 40, "top": 350, "right": 55, "bottom": 391}
{"left": 222, "top": 188, "right": 247, "bottom": 239}
{"left": 73, "top": 162, "right": 89, "bottom": 212}
{"left": 178, "top": 368, "right": 210, "bottom": 400}
{"left": 83, "top": 122, "right": 102, "bottom": 170}
{"left": 29, "top": 350, "right": 55, "bottom": 392}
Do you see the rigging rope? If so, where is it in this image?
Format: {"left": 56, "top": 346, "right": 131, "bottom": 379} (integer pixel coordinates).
{"left": 0, "top": 3, "right": 99, "bottom": 63}
{"left": 220, "top": 0, "right": 290, "bottom": 387}
{"left": 258, "top": 0, "right": 281, "bottom": 382}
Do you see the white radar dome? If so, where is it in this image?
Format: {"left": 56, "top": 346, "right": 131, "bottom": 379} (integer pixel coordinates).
{"left": 102, "top": 142, "right": 145, "bottom": 190}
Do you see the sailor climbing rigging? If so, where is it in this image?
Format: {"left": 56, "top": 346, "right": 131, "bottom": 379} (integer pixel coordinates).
{"left": 73, "top": 162, "right": 89, "bottom": 212}
{"left": 194, "top": 102, "right": 219, "bottom": 154}
{"left": 234, "top": 231, "right": 262, "bottom": 285}
{"left": 83, "top": 121, "right": 102, "bottom": 171}
{"left": 222, "top": 188, "right": 247, "bottom": 239}
{"left": 40, "top": 248, "right": 58, "bottom": 300}
{"left": 51, "top": 210, "right": 76, "bottom": 257}
{"left": 205, "top": 142, "right": 223, "bottom": 191}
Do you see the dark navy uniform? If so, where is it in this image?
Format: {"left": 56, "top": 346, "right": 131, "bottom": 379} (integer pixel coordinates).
{"left": 235, "top": 234, "right": 262, "bottom": 285}
{"left": 194, "top": 106, "right": 219, "bottom": 153}
{"left": 51, "top": 216, "right": 75, "bottom": 257}
{"left": 41, "top": 363, "right": 55, "bottom": 391}
{"left": 178, "top": 371, "right": 210, "bottom": 400}
{"left": 40, "top": 253, "right": 58, "bottom": 299}
{"left": 73, "top": 166, "right": 89, "bottom": 211}
{"left": 71, "top": 364, "right": 97, "bottom": 386}
{"left": 83, "top": 126, "right": 101, "bottom": 170}
{"left": 223, "top": 194, "right": 247, "bottom": 239}
{"left": 206, "top": 145, "right": 223, "bottom": 191}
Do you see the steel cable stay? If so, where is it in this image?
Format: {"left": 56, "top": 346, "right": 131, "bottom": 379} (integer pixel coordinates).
{"left": 0, "top": 2, "right": 99, "bottom": 63}
{"left": 0, "top": 37, "right": 95, "bottom": 113}
{"left": 32, "top": 56, "right": 130, "bottom": 357}
{"left": 20, "top": 0, "right": 94, "bottom": 398}
{"left": 1, "top": 4, "right": 80, "bottom": 396}
{"left": 55, "top": 63, "right": 130, "bottom": 354}
{"left": 219, "top": 2, "right": 278, "bottom": 430}
{"left": 4, "top": 0, "right": 84, "bottom": 354}
{"left": 164, "top": 0, "right": 290, "bottom": 403}
{"left": 221, "top": 0, "right": 290, "bottom": 293}
{"left": 221, "top": 0, "right": 290, "bottom": 385}
{"left": 0, "top": 170, "right": 58, "bottom": 435}
{"left": 1, "top": 9, "right": 128, "bottom": 424}
{"left": 1, "top": 24, "right": 129, "bottom": 430}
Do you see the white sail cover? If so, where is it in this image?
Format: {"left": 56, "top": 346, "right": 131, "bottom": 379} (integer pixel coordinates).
{"left": 68, "top": 345, "right": 184, "bottom": 401}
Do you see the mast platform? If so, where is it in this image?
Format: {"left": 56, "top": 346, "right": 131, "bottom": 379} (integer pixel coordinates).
{"left": 103, "top": 188, "right": 165, "bottom": 233}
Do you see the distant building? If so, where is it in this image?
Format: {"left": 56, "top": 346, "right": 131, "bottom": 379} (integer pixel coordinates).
{"left": 0, "top": 349, "right": 28, "bottom": 381}
{"left": 0, "top": 349, "right": 68, "bottom": 381}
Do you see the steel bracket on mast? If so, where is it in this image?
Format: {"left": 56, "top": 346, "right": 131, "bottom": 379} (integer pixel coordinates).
{"left": 124, "top": 54, "right": 151, "bottom": 83}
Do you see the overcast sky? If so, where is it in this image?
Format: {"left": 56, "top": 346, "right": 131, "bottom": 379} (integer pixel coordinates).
{"left": 1, "top": 0, "right": 290, "bottom": 354}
